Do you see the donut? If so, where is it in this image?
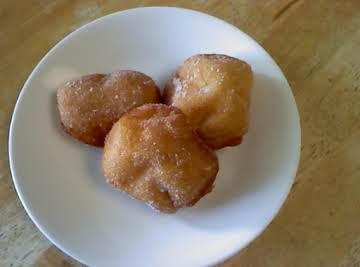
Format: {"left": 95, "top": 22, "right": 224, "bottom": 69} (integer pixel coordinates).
{"left": 57, "top": 70, "right": 160, "bottom": 146}
{"left": 102, "top": 104, "right": 219, "bottom": 213}
{"left": 163, "top": 54, "right": 253, "bottom": 149}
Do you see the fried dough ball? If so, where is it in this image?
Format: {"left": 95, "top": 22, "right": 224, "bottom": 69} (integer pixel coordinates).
{"left": 57, "top": 71, "right": 160, "bottom": 146}
{"left": 163, "top": 54, "right": 253, "bottom": 149}
{"left": 102, "top": 104, "right": 219, "bottom": 213}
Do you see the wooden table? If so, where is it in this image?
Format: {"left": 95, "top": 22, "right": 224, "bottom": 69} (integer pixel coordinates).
{"left": 1, "top": 0, "right": 360, "bottom": 266}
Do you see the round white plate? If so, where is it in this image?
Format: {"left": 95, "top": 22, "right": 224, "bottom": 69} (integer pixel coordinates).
{"left": 9, "top": 7, "right": 300, "bottom": 267}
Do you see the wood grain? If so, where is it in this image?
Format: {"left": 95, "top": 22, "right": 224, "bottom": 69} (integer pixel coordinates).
{"left": 0, "top": 0, "right": 359, "bottom": 266}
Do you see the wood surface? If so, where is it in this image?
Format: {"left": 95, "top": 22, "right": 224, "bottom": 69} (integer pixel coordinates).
{"left": 0, "top": 0, "right": 360, "bottom": 266}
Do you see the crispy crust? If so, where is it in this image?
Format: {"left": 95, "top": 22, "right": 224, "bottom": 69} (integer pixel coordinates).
{"left": 102, "top": 104, "right": 219, "bottom": 213}
{"left": 57, "top": 71, "right": 160, "bottom": 146}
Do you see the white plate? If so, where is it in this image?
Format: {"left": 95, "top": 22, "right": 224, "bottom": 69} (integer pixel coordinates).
{"left": 9, "top": 7, "right": 300, "bottom": 267}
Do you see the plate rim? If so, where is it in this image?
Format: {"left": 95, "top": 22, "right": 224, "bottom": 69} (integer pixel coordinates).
{"left": 8, "top": 6, "right": 301, "bottom": 266}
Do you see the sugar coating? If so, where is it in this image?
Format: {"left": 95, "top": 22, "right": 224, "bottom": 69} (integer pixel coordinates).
{"left": 57, "top": 70, "right": 160, "bottom": 146}
{"left": 102, "top": 104, "right": 219, "bottom": 213}
{"left": 163, "top": 54, "right": 253, "bottom": 149}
